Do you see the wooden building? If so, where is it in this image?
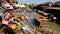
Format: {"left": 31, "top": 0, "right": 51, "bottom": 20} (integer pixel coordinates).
{"left": 33, "top": 1, "right": 60, "bottom": 25}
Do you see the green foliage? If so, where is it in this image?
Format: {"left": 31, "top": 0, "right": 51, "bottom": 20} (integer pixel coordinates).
{"left": 28, "top": 4, "right": 34, "bottom": 9}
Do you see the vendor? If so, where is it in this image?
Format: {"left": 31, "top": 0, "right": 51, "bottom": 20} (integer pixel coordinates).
{"left": 13, "top": 2, "right": 20, "bottom": 12}
{"left": 12, "top": 0, "right": 20, "bottom": 11}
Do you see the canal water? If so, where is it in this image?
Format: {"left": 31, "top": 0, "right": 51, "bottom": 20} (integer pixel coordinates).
{"left": 9, "top": 8, "right": 35, "bottom": 25}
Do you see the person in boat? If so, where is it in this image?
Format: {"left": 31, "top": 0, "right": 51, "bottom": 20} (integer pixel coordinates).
{"left": 2, "top": 0, "right": 14, "bottom": 10}
{"left": 11, "top": 0, "right": 20, "bottom": 12}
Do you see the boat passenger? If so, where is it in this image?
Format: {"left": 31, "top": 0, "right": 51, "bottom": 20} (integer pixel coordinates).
{"left": 2, "top": 1, "right": 14, "bottom": 10}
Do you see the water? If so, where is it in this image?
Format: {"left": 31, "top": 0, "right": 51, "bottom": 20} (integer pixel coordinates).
{"left": 9, "top": 8, "right": 35, "bottom": 25}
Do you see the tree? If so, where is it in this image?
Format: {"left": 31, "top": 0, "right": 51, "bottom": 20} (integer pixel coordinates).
{"left": 28, "top": 4, "right": 34, "bottom": 9}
